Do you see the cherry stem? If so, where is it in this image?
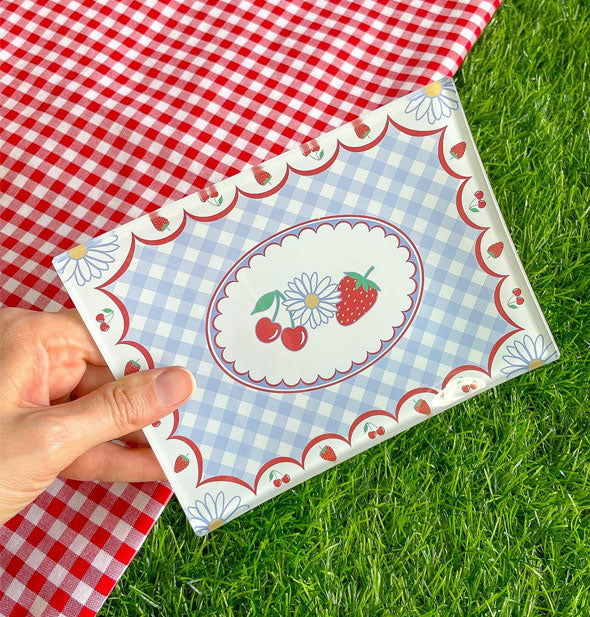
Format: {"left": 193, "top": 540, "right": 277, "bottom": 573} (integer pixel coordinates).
{"left": 363, "top": 266, "right": 375, "bottom": 278}
{"left": 272, "top": 292, "right": 281, "bottom": 322}
{"left": 287, "top": 310, "right": 295, "bottom": 328}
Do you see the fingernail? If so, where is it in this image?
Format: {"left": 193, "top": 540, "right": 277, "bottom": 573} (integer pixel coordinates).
{"left": 154, "top": 368, "right": 196, "bottom": 407}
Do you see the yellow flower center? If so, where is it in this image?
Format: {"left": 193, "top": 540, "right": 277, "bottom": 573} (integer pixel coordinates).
{"left": 208, "top": 518, "right": 224, "bottom": 532}
{"left": 529, "top": 359, "right": 544, "bottom": 370}
{"left": 68, "top": 244, "right": 88, "bottom": 260}
{"left": 304, "top": 293, "right": 320, "bottom": 308}
{"left": 423, "top": 81, "right": 442, "bottom": 97}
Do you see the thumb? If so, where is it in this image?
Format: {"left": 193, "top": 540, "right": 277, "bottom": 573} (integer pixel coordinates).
{"left": 49, "top": 366, "right": 195, "bottom": 460}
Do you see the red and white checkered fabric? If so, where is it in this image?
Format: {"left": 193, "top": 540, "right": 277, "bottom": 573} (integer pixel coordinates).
{"left": 0, "top": 0, "right": 500, "bottom": 615}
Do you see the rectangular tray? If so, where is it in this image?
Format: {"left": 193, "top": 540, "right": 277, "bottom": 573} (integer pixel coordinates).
{"left": 53, "top": 77, "right": 558, "bottom": 535}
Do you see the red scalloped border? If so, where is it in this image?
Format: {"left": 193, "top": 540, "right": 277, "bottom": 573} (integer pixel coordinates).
{"left": 96, "top": 110, "right": 522, "bottom": 494}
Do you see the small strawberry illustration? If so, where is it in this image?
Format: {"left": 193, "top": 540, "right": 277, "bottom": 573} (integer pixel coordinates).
{"left": 353, "top": 119, "right": 370, "bottom": 139}
{"left": 413, "top": 399, "right": 431, "bottom": 415}
{"left": 336, "top": 266, "right": 380, "bottom": 326}
{"left": 253, "top": 167, "right": 271, "bottom": 186}
{"left": 150, "top": 214, "right": 169, "bottom": 232}
{"left": 174, "top": 454, "right": 189, "bottom": 473}
{"left": 487, "top": 241, "right": 504, "bottom": 259}
{"left": 319, "top": 445, "right": 336, "bottom": 462}
{"left": 124, "top": 360, "right": 140, "bottom": 375}
{"left": 450, "top": 142, "right": 466, "bottom": 159}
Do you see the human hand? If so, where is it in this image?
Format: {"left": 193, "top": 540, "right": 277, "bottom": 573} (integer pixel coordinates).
{"left": 0, "top": 308, "right": 195, "bottom": 525}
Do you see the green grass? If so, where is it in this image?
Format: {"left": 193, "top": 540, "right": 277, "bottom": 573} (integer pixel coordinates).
{"left": 101, "top": 1, "right": 590, "bottom": 615}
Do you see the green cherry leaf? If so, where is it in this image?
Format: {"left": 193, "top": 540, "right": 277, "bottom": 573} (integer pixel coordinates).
{"left": 218, "top": 196, "right": 223, "bottom": 205}
{"left": 103, "top": 308, "right": 113, "bottom": 314}
{"left": 318, "top": 150, "right": 324, "bottom": 159}
{"left": 252, "top": 291, "right": 278, "bottom": 314}
{"left": 363, "top": 424, "right": 368, "bottom": 433}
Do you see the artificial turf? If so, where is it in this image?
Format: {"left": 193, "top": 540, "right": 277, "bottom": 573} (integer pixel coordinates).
{"left": 101, "top": 1, "right": 590, "bottom": 615}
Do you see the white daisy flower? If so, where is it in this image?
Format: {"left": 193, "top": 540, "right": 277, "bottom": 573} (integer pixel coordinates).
{"left": 500, "top": 334, "right": 558, "bottom": 376}
{"left": 187, "top": 492, "right": 249, "bottom": 535}
{"left": 54, "top": 234, "right": 119, "bottom": 286}
{"left": 282, "top": 272, "right": 340, "bottom": 329}
{"left": 404, "top": 80, "right": 459, "bottom": 125}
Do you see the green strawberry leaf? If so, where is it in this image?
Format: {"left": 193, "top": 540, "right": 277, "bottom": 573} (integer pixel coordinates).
{"left": 251, "top": 291, "right": 277, "bottom": 314}
{"left": 365, "top": 279, "right": 381, "bottom": 291}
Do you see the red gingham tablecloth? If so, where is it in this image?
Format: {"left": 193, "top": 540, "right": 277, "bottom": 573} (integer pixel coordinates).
{"left": 0, "top": 1, "right": 500, "bottom": 615}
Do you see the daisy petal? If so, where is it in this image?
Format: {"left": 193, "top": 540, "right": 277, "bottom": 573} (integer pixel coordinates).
{"left": 299, "top": 308, "right": 312, "bottom": 326}
{"left": 294, "top": 276, "right": 307, "bottom": 296}
{"left": 415, "top": 98, "right": 431, "bottom": 121}
{"left": 204, "top": 493, "right": 217, "bottom": 518}
{"left": 215, "top": 492, "right": 225, "bottom": 515}
{"left": 310, "top": 272, "right": 318, "bottom": 292}
{"left": 196, "top": 497, "right": 214, "bottom": 520}
{"left": 405, "top": 93, "right": 425, "bottom": 114}
{"left": 222, "top": 495, "right": 243, "bottom": 518}
{"left": 315, "top": 276, "right": 333, "bottom": 295}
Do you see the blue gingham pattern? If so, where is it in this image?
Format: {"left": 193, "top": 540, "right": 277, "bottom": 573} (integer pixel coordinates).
{"left": 108, "top": 126, "right": 511, "bottom": 483}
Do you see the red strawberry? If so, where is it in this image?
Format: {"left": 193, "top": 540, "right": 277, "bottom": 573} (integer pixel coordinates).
{"left": 450, "top": 142, "right": 466, "bottom": 159}
{"left": 414, "top": 399, "right": 431, "bottom": 415}
{"left": 353, "top": 119, "right": 370, "bottom": 139}
{"left": 487, "top": 241, "right": 504, "bottom": 259}
{"left": 320, "top": 445, "right": 336, "bottom": 462}
{"left": 150, "top": 215, "right": 169, "bottom": 232}
{"left": 174, "top": 454, "right": 189, "bottom": 473}
{"left": 124, "top": 360, "right": 140, "bottom": 375}
{"left": 253, "top": 167, "right": 271, "bottom": 185}
{"left": 336, "top": 266, "right": 380, "bottom": 326}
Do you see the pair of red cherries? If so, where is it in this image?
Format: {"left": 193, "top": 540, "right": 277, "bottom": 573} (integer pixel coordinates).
{"left": 256, "top": 317, "right": 308, "bottom": 351}
{"left": 269, "top": 470, "right": 291, "bottom": 487}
